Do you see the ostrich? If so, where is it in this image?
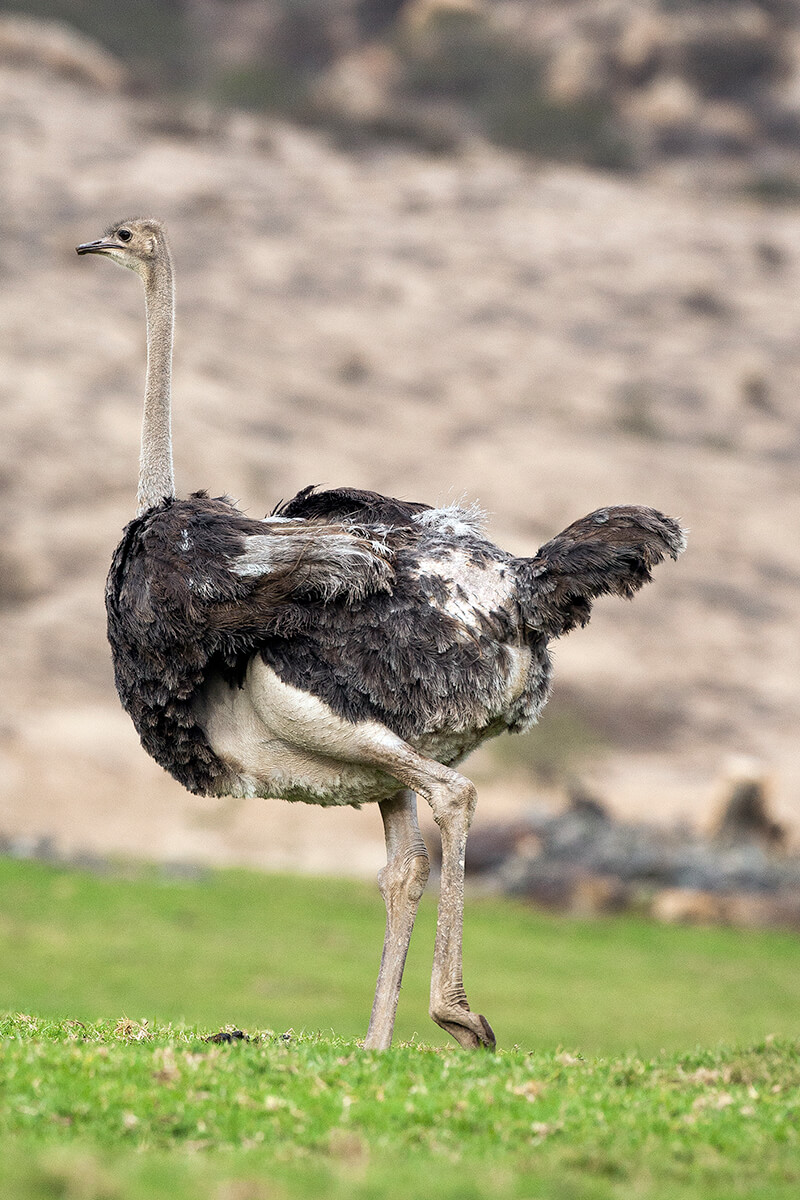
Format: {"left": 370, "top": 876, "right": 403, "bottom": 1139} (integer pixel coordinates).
{"left": 77, "top": 218, "right": 685, "bottom": 1051}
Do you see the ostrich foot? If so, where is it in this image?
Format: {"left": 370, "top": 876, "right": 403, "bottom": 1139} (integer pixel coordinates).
{"left": 431, "top": 1004, "right": 496, "bottom": 1050}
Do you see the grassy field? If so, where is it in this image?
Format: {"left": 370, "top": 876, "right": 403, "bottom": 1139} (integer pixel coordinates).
{"left": 2, "top": 857, "right": 800, "bottom": 1198}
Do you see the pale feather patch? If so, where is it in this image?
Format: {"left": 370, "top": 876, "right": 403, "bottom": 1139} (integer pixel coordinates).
{"left": 187, "top": 574, "right": 216, "bottom": 598}
{"left": 415, "top": 551, "right": 514, "bottom": 629}
{"left": 414, "top": 502, "right": 487, "bottom": 539}
{"left": 230, "top": 530, "right": 392, "bottom": 599}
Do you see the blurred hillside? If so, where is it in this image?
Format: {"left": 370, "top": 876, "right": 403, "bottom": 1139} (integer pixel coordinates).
{"left": 9, "top": 0, "right": 800, "bottom": 177}
{"left": 3, "top": 4, "right": 800, "bottom": 872}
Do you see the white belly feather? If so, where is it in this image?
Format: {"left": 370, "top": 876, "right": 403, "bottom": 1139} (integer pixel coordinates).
{"left": 194, "top": 642, "right": 531, "bottom": 807}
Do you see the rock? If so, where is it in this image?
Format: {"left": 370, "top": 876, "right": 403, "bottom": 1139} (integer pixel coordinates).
{"left": 471, "top": 774, "right": 800, "bottom": 931}
{"left": 547, "top": 38, "right": 610, "bottom": 105}
{"left": 616, "top": 11, "right": 668, "bottom": 85}
{"left": 464, "top": 821, "right": 543, "bottom": 874}
{"left": 402, "top": 0, "right": 486, "bottom": 37}
{"left": 623, "top": 74, "right": 702, "bottom": 154}
{"left": 311, "top": 43, "right": 403, "bottom": 122}
{"left": 698, "top": 100, "right": 759, "bottom": 155}
{"left": 655, "top": 888, "right": 800, "bottom": 931}
{"left": 569, "top": 873, "right": 630, "bottom": 917}
{"left": 500, "top": 856, "right": 579, "bottom": 909}
{"left": 651, "top": 887, "right": 724, "bottom": 925}
{"left": 721, "top": 891, "right": 795, "bottom": 929}
{"left": 565, "top": 782, "right": 609, "bottom": 822}
{"left": 668, "top": 7, "right": 784, "bottom": 100}
{"left": 708, "top": 757, "right": 785, "bottom": 849}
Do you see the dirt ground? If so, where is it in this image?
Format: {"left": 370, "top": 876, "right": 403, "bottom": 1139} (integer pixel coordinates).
{"left": 3, "top": 56, "right": 800, "bottom": 874}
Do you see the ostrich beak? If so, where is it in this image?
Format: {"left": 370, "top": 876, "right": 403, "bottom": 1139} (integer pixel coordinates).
{"left": 76, "top": 239, "right": 117, "bottom": 255}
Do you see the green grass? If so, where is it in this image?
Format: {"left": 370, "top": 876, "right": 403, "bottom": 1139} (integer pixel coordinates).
{"left": 2, "top": 1018, "right": 800, "bottom": 1200}
{"left": 2, "top": 858, "right": 800, "bottom": 1054}
{"left": 2, "top": 858, "right": 800, "bottom": 1198}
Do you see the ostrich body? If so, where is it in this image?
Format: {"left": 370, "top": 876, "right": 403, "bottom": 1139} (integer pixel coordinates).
{"left": 78, "top": 219, "right": 685, "bottom": 1051}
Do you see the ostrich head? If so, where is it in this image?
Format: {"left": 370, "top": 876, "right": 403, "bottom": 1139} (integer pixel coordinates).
{"left": 76, "top": 218, "right": 168, "bottom": 277}
{"left": 77, "top": 216, "right": 175, "bottom": 513}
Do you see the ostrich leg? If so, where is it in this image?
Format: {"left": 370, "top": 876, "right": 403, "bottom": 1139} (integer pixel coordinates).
{"left": 365, "top": 756, "right": 494, "bottom": 1050}
{"left": 428, "top": 780, "right": 496, "bottom": 1050}
{"left": 245, "top": 663, "right": 495, "bottom": 1048}
{"left": 358, "top": 761, "right": 493, "bottom": 1050}
{"left": 364, "top": 789, "right": 430, "bottom": 1050}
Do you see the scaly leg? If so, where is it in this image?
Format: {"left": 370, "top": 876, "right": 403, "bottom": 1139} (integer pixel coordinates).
{"left": 363, "top": 790, "right": 430, "bottom": 1050}
{"left": 427, "top": 780, "right": 495, "bottom": 1050}
{"left": 357, "top": 755, "right": 493, "bottom": 1050}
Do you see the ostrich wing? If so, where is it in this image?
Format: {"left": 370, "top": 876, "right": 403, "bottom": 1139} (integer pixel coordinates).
{"left": 517, "top": 505, "right": 686, "bottom": 638}
{"left": 228, "top": 519, "right": 393, "bottom": 601}
{"left": 105, "top": 493, "right": 395, "bottom": 794}
{"left": 109, "top": 492, "right": 394, "bottom": 649}
{"left": 274, "top": 484, "right": 430, "bottom": 528}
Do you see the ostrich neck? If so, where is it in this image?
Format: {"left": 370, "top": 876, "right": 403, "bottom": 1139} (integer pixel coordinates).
{"left": 138, "top": 257, "right": 176, "bottom": 515}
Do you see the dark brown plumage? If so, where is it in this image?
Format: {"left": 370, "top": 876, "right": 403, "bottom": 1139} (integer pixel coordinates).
{"left": 106, "top": 488, "right": 684, "bottom": 796}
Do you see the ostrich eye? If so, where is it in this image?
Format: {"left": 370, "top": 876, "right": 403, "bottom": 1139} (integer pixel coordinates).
{"left": 117, "top": 228, "right": 132, "bottom": 242}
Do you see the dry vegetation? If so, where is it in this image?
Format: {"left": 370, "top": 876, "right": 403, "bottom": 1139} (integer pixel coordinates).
{"left": 4, "top": 7, "right": 800, "bottom": 872}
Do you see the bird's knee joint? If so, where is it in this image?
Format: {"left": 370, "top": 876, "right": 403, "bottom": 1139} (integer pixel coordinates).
{"left": 431, "top": 778, "right": 477, "bottom": 828}
{"left": 378, "top": 846, "right": 430, "bottom": 903}
{"left": 405, "top": 849, "right": 430, "bottom": 902}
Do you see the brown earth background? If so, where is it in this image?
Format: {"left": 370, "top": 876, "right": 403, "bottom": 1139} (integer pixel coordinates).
{"left": 4, "top": 0, "right": 800, "bottom": 875}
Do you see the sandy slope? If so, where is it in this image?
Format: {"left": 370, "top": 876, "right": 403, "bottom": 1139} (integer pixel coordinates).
{"left": 3, "top": 60, "right": 800, "bottom": 872}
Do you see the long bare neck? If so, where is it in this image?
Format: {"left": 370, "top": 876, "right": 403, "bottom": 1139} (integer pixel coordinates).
{"left": 137, "top": 251, "right": 176, "bottom": 515}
